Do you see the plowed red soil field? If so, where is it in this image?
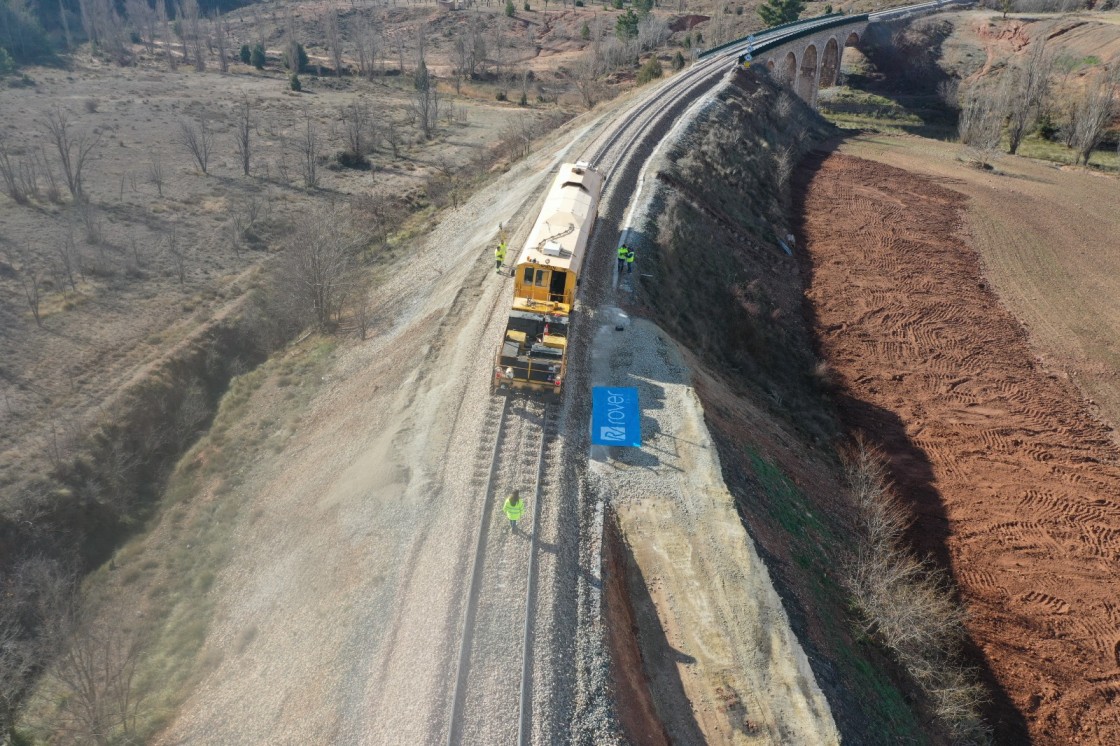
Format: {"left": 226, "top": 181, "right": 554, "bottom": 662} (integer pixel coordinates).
{"left": 797, "top": 152, "right": 1120, "bottom": 744}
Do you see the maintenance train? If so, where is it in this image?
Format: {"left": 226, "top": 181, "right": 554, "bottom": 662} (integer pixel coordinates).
{"left": 492, "top": 162, "right": 604, "bottom": 396}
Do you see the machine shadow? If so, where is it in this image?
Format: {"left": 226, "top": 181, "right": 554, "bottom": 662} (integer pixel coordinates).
{"left": 792, "top": 145, "right": 1029, "bottom": 742}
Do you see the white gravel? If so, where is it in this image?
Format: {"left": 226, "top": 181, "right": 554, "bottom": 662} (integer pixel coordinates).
{"left": 587, "top": 312, "right": 841, "bottom": 745}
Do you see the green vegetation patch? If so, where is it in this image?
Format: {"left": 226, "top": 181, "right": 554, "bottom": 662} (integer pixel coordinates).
{"left": 732, "top": 446, "right": 926, "bottom": 743}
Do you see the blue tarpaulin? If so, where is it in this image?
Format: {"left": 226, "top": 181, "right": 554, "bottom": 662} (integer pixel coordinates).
{"left": 591, "top": 386, "right": 642, "bottom": 447}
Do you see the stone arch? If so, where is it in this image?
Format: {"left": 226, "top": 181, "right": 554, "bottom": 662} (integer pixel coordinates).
{"left": 766, "top": 58, "right": 775, "bottom": 72}
{"left": 819, "top": 37, "right": 840, "bottom": 89}
{"left": 781, "top": 51, "right": 796, "bottom": 86}
{"left": 796, "top": 44, "right": 818, "bottom": 103}
{"left": 845, "top": 32, "right": 859, "bottom": 47}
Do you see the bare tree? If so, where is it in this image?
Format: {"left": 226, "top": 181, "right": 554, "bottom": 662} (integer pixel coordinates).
{"left": 11, "top": 249, "right": 45, "bottom": 327}
{"left": 517, "top": 68, "right": 532, "bottom": 105}
{"left": 385, "top": 116, "right": 402, "bottom": 158}
{"left": 413, "top": 82, "right": 441, "bottom": 140}
{"left": 298, "top": 112, "right": 319, "bottom": 188}
{"left": 339, "top": 100, "right": 372, "bottom": 162}
{"left": 43, "top": 108, "right": 102, "bottom": 202}
{"left": 181, "top": 0, "right": 206, "bottom": 71}
{"left": 285, "top": 7, "right": 302, "bottom": 74}
{"left": 57, "top": 225, "right": 79, "bottom": 290}
{"left": 280, "top": 207, "right": 362, "bottom": 328}
{"left": 126, "top": 0, "right": 156, "bottom": 52}
{"left": 1006, "top": 38, "right": 1053, "bottom": 155}
{"left": 1071, "top": 66, "right": 1118, "bottom": 166}
{"left": 958, "top": 81, "right": 1005, "bottom": 166}
{"left": 167, "top": 226, "right": 188, "bottom": 284}
{"left": 147, "top": 153, "right": 164, "bottom": 195}
{"left": 156, "top": 0, "right": 177, "bottom": 69}
{"left": 233, "top": 98, "right": 253, "bottom": 176}
{"left": 573, "top": 52, "right": 602, "bottom": 110}
{"left": 775, "top": 144, "right": 796, "bottom": 193}
{"left": 492, "top": 27, "right": 508, "bottom": 81}
{"left": 498, "top": 114, "right": 534, "bottom": 160}
{"left": 47, "top": 620, "right": 146, "bottom": 745}
{"left": 325, "top": 3, "right": 344, "bottom": 75}
{"left": 452, "top": 16, "right": 487, "bottom": 92}
{"left": 178, "top": 114, "right": 213, "bottom": 174}
{"left": 0, "top": 611, "right": 36, "bottom": 743}
{"left": 212, "top": 11, "right": 230, "bottom": 73}
{"left": 0, "top": 138, "right": 29, "bottom": 205}
{"left": 353, "top": 16, "right": 381, "bottom": 80}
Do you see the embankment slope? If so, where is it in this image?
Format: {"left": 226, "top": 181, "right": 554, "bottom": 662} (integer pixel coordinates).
{"left": 604, "top": 69, "right": 942, "bottom": 743}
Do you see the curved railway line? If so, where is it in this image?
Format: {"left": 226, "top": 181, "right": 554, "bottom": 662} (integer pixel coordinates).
{"left": 440, "top": 3, "right": 966, "bottom": 740}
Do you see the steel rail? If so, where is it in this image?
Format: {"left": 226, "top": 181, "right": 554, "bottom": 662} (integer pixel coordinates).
{"left": 445, "top": 394, "right": 511, "bottom": 746}
{"left": 517, "top": 403, "right": 555, "bottom": 745}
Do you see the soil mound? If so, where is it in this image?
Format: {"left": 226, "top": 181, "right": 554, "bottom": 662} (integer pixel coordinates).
{"left": 797, "top": 152, "right": 1120, "bottom": 745}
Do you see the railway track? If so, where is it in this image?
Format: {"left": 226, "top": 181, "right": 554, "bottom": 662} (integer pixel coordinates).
{"left": 445, "top": 395, "right": 561, "bottom": 744}
{"left": 443, "top": 4, "right": 967, "bottom": 739}
{"left": 443, "top": 33, "right": 740, "bottom": 746}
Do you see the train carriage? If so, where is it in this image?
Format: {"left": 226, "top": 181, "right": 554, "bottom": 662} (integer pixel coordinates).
{"left": 493, "top": 162, "right": 604, "bottom": 395}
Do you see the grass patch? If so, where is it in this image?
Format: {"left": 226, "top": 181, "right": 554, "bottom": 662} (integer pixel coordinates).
{"left": 817, "top": 86, "right": 956, "bottom": 139}
{"left": 1011, "top": 134, "right": 1120, "bottom": 170}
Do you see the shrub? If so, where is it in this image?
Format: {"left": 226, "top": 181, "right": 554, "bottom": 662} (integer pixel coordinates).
{"left": 524, "top": 1, "right": 531, "bottom": 9}
{"left": 575, "top": 0, "right": 584, "bottom": 5}
{"left": 616, "top": 8, "right": 639, "bottom": 39}
{"left": 759, "top": 0, "right": 805, "bottom": 26}
{"left": 842, "top": 443, "right": 991, "bottom": 743}
{"left": 1036, "top": 113, "right": 1058, "bottom": 141}
{"left": 505, "top": 0, "right": 515, "bottom": 15}
{"left": 611, "top": 0, "right": 623, "bottom": 7}
{"left": 239, "top": 44, "right": 251, "bottom": 64}
{"left": 290, "top": 73, "right": 302, "bottom": 91}
{"left": 671, "top": 50, "right": 685, "bottom": 71}
{"left": 637, "top": 55, "right": 663, "bottom": 84}
{"left": 519, "top": 91, "right": 528, "bottom": 105}
{"left": 496, "top": 89, "right": 508, "bottom": 101}
{"left": 284, "top": 43, "right": 309, "bottom": 73}
{"left": 251, "top": 43, "right": 265, "bottom": 69}
{"left": 0, "top": 47, "right": 15, "bottom": 76}
{"left": 580, "top": 21, "right": 591, "bottom": 40}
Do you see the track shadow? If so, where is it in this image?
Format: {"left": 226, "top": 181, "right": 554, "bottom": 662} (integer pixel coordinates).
{"left": 792, "top": 145, "right": 1030, "bottom": 743}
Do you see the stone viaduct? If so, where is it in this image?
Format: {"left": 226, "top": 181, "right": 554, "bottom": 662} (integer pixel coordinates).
{"left": 751, "top": 16, "right": 871, "bottom": 109}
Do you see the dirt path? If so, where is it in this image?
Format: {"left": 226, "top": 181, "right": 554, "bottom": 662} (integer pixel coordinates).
{"left": 796, "top": 149, "right": 1120, "bottom": 744}
{"left": 590, "top": 315, "right": 840, "bottom": 745}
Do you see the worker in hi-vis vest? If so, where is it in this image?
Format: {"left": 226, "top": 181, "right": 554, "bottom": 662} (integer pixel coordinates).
{"left": 495, "top": 242, "right": 507, "bottom": 273}
{"left": 503, "top": 489, "right": 525, "bottom": 532}
{"left": 625, "top": 246, "right": 635, "bottom": 274}
{"left": 617, "top": 244, "right": 629, "bottom": 275}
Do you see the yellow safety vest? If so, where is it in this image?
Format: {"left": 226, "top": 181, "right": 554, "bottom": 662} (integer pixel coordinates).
{"left": 496, "top": 243, "right": 507, "bottom": 261}
{"left": 617, "top": 245, "right": 628, "bottom": 259}
{"left": 625, "top": 249, "right": 635, "bottom": 264}
{"left": 503, "top": 498, "right": 525, "bottom": 521}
